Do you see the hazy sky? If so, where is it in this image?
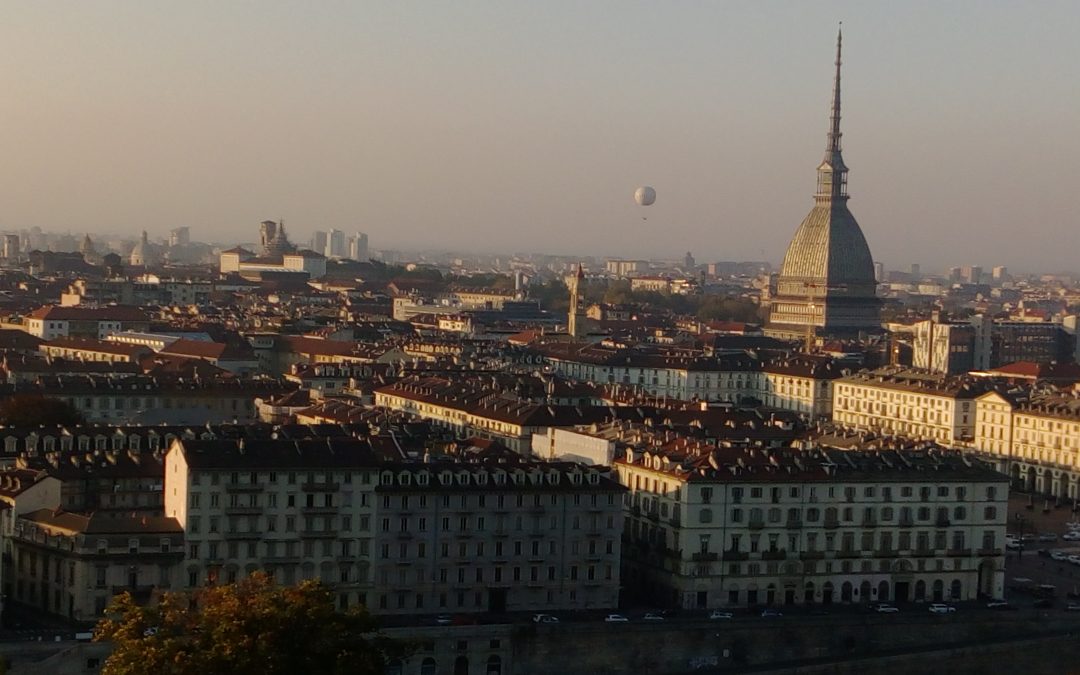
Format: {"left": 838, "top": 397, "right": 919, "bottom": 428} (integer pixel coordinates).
{"left": 3, "top": 2, "right": 1079, "bottom": 272}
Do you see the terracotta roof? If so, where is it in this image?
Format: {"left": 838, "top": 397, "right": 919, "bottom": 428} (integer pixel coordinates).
{"left": 26, "top": 305, "right": 149, "bottom": 322}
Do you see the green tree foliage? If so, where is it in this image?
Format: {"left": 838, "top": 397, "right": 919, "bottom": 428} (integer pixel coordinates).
{"left": 95, "top": 573, "right": 408, "bottom": 675}
{"left": 0, "top": 394, "right": 85, "bottom": 427}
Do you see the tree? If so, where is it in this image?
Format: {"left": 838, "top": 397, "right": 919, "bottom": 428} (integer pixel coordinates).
{"left": 0, "top": 394, "right": 85, "bottom": 427}
{"left": 95, "top": 573, "right": 409, "bottom": 675}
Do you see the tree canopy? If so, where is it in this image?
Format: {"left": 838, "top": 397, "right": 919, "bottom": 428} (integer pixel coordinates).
{"left": 0, "top": 394, "right": 85, "bottom": 427}
{"left": 95, "top": 573, "right": 408, "bottom": 675}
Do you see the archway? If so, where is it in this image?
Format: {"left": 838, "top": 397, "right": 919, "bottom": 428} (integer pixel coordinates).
{"left": 978, "top": 560, "right": 997, "bottom": 598}
{"left": 804, "top": 582, "right": 815, "bottom": 604}
{"left": 932, "top": 580, "right": 944, "bottom": 602}
{"left": 841, "top": 581, "right": 853, "bottom": 603}
{"left": 950, "top": 579, "right": 962, "bottom": 601}
{"left": 455, "top": 656, "right": 470, "bottom": 675}
{"left": 914, "top": 580, "right": 926, "bottom": 602}
{"left": 822, "top": 582, "right": 834, "bottom": 605}
{"left": 859, "top": 580, "right": 871, "bottom": 603}
{"left": 878, "top": 580, "right": 889, "bottom": 602}
{"left": 421, "top": 658, "right": 437, "bottom": 675}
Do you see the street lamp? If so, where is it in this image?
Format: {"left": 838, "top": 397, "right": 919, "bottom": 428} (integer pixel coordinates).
{"left": 1015, "top": 513, "right": 1026, "bottom": 559}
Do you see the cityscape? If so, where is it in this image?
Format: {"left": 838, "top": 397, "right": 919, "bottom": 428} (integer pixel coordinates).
{"left": 2, "top": 4, "right": 1080, "bottom": 675}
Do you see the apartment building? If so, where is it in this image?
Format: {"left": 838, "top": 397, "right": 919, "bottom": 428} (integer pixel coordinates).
{"left": 8, "top": 510, "right": 184, "bottom": 622}
{"left": 832, "top": 369, "right": 989, "bottom": 444}
{"left": 372, "top": 457, "right": 624, "bottom": 615}
{"left": 164, "top": 438, "right": 382, "bottom": 610}
{"left": 615, "top": 445, "right": 1008, "bottom": 610}
{"left": 23, "top": 305, "right": 150, "bottom": 340}
{"left": 761, "top": 354, "right": 843, "bottom": 418}
{"left": 974, "top": 389, "right": 1080, "bottom": 499}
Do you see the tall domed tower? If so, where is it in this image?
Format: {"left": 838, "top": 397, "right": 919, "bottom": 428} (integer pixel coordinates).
{"left": 767, "top": 28, "right": 880, "bottom": 339}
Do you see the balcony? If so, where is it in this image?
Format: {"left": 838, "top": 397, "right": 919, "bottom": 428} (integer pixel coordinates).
{"left": 528, "top": 505, "right": 546, "bottom": 514}
{"left": 899, "top": 517, "right": 915, "bottom": 528}
{"left": 748, "top": 519, "right": 765, "bottom": 530}
{"left": 223, "top": 480, "right": 264, "bottom": 493}
{"left": 875, "top": 549, "right": 897, "bottom": 558}
{"left": 722, "top": 550, "right": 749, "bottom": 562}
{"left": 913, "top": 548, "right": 935, "bottom": 558}
{"left": 799, "top": 551, "right": 824, "bottom": 561}
{"left": 785, "top": 520, "right": 803, "bottom": 529}
{"left": 224, "top": 506, "right": 261, "bottom": 516}
{"left": 935, "top": 518, "right": 952, "bottom": 528}
{"left": 645, "top": 511, "right": 660, "bottom": 522}
{"left": 762, "top": 550, "right": 787, "bottom": 561}
{"left": 691, "top": 552, "right": 719, "bottom": 563}
{"left": 301, "top": 481, "right": 340, "bottom": 492}
{"left": 823, "top": 518, "right": 840, "bottom": 530}
{"left": 301, "top": 530, "right": 338, "bottom": 539}
{"left": 861, "top": 519, "right": 878, "bottom": 529}
{"left": 977, "top": 548, "right": 1004, "bottom": 556}
{"left": 301, "top": 505, "right": 339, "bottom": 514}
{"left": 835, "top": 549, "right": 860, "bottom": 559}
{"left": 946, "top": 548, "right": 972, "bottom": 557}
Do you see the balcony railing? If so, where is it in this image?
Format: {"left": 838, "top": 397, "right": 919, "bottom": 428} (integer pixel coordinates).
{"left": 799, "top": 551, "right": 825, "bottom": 560}
{"left": 946, "top": 548, "right": 972, "bottom": 557}
{"left": 823, "top": 518, "right": 840, "bottom": 529}
{"left": 762, "top": 550, "right": 787, "bottom": 561}
{"left": 748, "top": 519, "right": 765, "bottom": 530}
{"left": 913, "top": 548, "right": 935, "bottom": 557}
{"left": 691, "top": 552, "right": 719, "bottom": 562}
{"left": 785, "top": 520, "right": 803, "bottom": 529}
{"left": 835, "top": 549, "right": 860, "bottom": 559}
{"left": 722, "top": 550, "right": 749, "bottom": 561}
{"left": 935, "top": 518, "right": 952, "bottom": 528}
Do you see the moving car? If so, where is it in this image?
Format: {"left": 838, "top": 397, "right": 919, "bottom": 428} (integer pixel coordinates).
{"left": 1051, "top": 551, "right": 1068, "bottom": 561}
{"left": 1039, "top": 533, "right": 1058, "bottom": 542}
{"left": 435, "top": 614, "right": 453, "bottom": 625}
{"left": 1068, "top": 555, "right": 1080, "bottom": 566}
{"left": 928, "top": 603, "right": 956, "bottom": 614}
{"left": 986, "top": 601, "right": 1015, "bottom": 610}
{"left": 760, "top": 609, "right": 783, "bottom": 618}
{"left": 709, "top": 610, "right": 734, "bottom": 620}
{"left": 643, "top": 613, "right": 665, "bottom": 621}
{"left": 874, "top": 604, "right": 900, "bottom": 614}
{"left": 1066, "top": 603, "right": 1080, "bottom": 612}
{"left": 532, "top": 614, "right": 559, "bottom": 624}
{"left": 1062, "top": 532, "right": 1080, "bottom": 542}
{"left": 604, "top": 614, "right": 629, "bottom": 623}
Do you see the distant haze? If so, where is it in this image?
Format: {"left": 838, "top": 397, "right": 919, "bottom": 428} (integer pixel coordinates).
{"left": 2, "top": 2, "right": 1078, "bottom": 272}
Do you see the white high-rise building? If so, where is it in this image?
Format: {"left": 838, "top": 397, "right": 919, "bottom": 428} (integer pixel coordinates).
{"left": 349, "top": 232, "right": 369, "bottom": 261}
{"left": 327, "top": 229, "right": 346, "bottom": 258}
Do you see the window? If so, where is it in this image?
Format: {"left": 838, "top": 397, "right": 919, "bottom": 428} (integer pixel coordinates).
{"left": 699, "top": 508, "right": 712, "bottom": 524}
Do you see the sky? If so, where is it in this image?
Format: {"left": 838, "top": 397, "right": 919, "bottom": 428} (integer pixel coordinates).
{"left": 2, "top": 1, "right": 1079, "bottom": 272}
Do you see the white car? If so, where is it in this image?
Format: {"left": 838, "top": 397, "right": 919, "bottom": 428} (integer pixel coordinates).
{"left": 1068, "top": 555, "right": 1080, "bottom": 566}
{"left": 874, "top": 604, "right": 900, "bottom": 614}
{"left": 604, "top": 614, "right": 629, "bottom": 623}
{"left": 1039, "top": 533, "right": 1058, "bottom": 542}
{"left": 709, "top": 610, "right": 734, "bottom": 620}
{"left": 532, "top": 614, "right": 559, "bottom": 624}
{"left": 642, "top": 613, "right": 665, "bottom": 621}
{"left": 1051, "top": 551, "right": 1069, "bottom": 561}
{"left": 928, "top": 603, "right": 956, "bottom": 614}
{"left": 1063, "top": 532, "right": 1080, "bottom": 541}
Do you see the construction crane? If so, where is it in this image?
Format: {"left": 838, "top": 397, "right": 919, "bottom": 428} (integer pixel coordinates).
{"left": 802, "top": 282, "right": 848, "bottom": 353}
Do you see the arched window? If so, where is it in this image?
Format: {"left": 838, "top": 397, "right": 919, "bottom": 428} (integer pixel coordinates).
{"left": 486, "top": 655, "right": 502, "bottom": 675}
{"left": 454, "top": 656, "right": 469, "bottom": 675}
{"left": 385, "top": 660, "right": 404, "bottom": 675}
{"left": 421, "top": 657, "right": 437, "bottom": 675}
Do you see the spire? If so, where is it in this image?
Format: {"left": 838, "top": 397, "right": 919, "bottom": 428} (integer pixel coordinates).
{"left": 828, "top": 24, "right": 842, "bottom": 156}
{"left": 815, "top": 23, "right": 849, "bottom": 202}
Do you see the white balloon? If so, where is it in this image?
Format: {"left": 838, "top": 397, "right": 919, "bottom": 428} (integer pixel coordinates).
{"left": 634, "top": 186, "right": 656, "bottom": 206}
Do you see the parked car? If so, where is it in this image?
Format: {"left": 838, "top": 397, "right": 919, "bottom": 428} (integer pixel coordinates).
{"left": 928, "top": 603, "right": 956, "bottom": 614}
{"left": 986, "top": 601, "right": 1016, "bottom": 610}
{"left": 874, "top": 604, "right": 900, "bottom": 614}
{"left": 1006, "top": 541, "right": 1022, "bottom": 551}
{"left": 643, "top": 613, "right": 665, "bottom": 621}
{"left": 532, "top": 614, "right": 559, "bottom": 624}
{"left": 709, "top": 610, "right": 734, "bottom": 620}
{"left": 1051, "top": 551, "right": 1069, "bottom": 561}
{"left": 1066, "top": 603, "right": 1080, "bottom": 612}
{"left": 760, "top": 609, "right": 783, "bottom": 618}
{"left": 1039, "top": 533, "right": 1058, "bottom": 542}
{"left": 604, "top": 614, "right": 629, "bottom": 623}
{"left": 435, "top": 614, "right": 453, "bottom": 625}
{"left": 1062, "top": 532, "right": 1080, "bottom": 541}
{"left": 1067, "top": 555, "right": 1080, "bottom": 566}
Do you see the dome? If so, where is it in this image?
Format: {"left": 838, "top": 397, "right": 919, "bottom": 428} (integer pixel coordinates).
{"left": 779, "top": 203, "right": 874, "bottom": 285}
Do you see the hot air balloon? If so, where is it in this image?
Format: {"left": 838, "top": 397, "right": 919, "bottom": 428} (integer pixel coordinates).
{"left": 634, "top": 186, "right": 656, "bottom": 206}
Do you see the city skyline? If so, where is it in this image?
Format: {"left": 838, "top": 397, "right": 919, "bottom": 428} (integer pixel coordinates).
{"left": 2, "top": 3, "right": 1079, "bottom": 271}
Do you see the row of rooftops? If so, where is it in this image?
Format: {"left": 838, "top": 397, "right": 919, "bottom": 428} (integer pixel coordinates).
{"left": 617, "top": 443, "right": 1004, "bottom": 484}
{"left": 1, "top": 373, "right": 295, "bottom": 395}
{"left": 836, "top": 367, "right": 995, "bottom": 398}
